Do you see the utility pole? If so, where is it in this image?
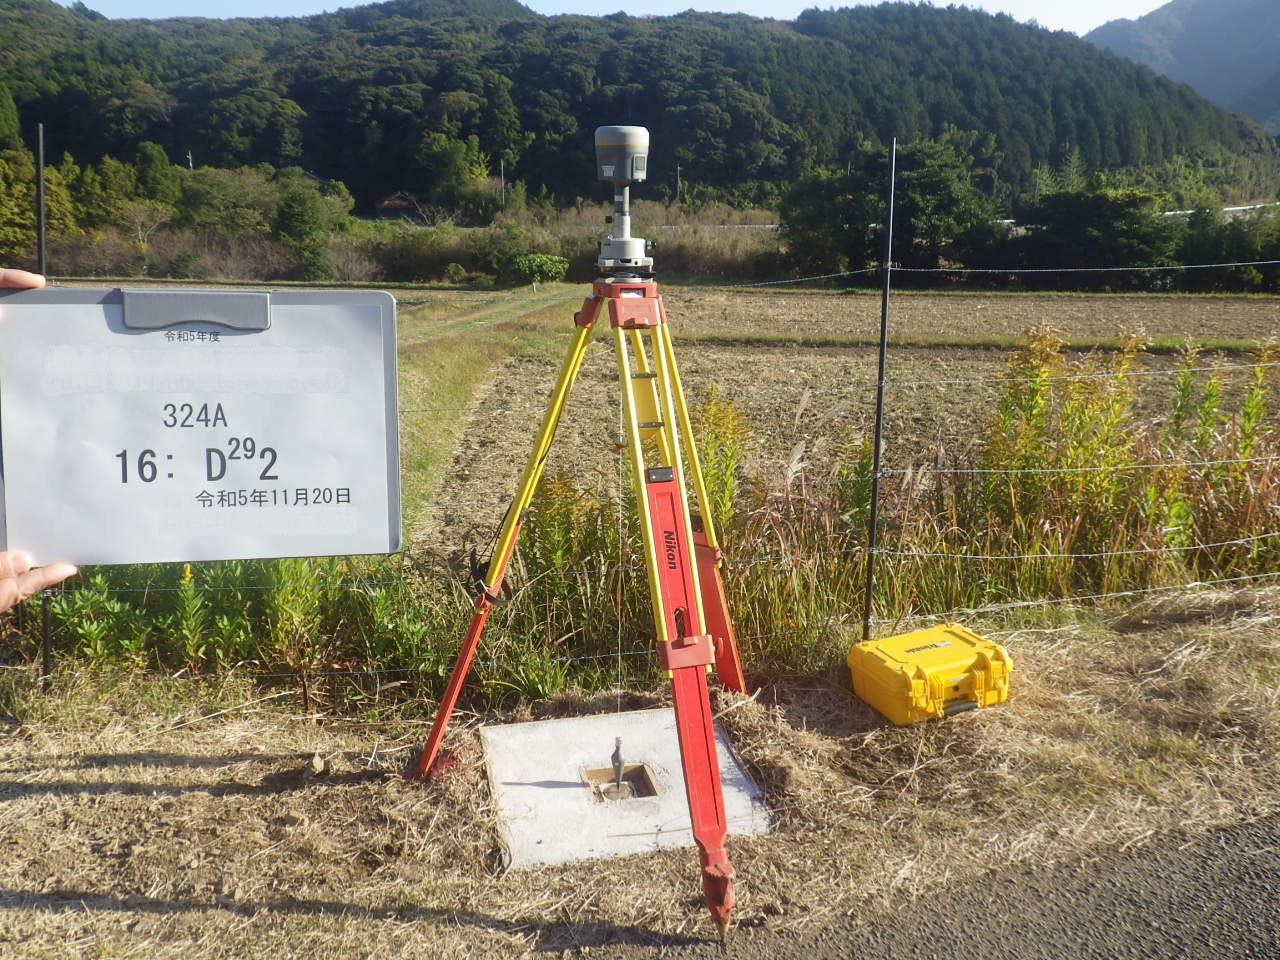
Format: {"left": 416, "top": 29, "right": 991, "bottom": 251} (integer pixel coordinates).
{"left": 675, "top": 162, "right": 681, "bottom": 205}
{"left": 500, "top": 157, "right": 505, "bottom": 208}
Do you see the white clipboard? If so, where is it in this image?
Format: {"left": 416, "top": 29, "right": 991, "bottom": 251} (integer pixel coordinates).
{"left": 0, "top": 287, "right": 402, "bottom": 565}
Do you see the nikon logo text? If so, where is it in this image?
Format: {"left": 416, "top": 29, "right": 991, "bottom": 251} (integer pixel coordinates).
{"left": 663, "top": 530, "right": 678, "bottom": 570}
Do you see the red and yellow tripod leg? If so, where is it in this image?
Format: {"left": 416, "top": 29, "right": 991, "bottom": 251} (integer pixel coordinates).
{"left": 656, "top": 321, "right": 747, "bottom": 693}
{"left": 648, "top": 480, "right": 735, "bottom": 933}
{"left": 670, "top": 663, "right": 735, "bottom": 930}
{"left": 407, "top": 304, "right": 599, "bottom": 780}
{"left": 692, "top": 532, "right": 747, "bottom": 694}
{"left": 615, "top": 321, "right": 735, "bottom": 932}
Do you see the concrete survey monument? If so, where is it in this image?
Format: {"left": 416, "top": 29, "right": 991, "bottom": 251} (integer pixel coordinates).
{"left": 482, "top": 709, "right": 770, "bottom": 869}
{"left": 0, "top": 287, "right": 401, "bottom": 565}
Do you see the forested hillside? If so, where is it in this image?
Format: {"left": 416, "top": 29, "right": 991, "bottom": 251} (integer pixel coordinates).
{"left": 1, "top": 0, "right": 1277, "bottom": 210}
{"left": 1087, "top": 0, "right": 1280, "bottom": 133}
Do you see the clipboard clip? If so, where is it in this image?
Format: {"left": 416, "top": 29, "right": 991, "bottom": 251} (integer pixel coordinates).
{"left": 121, "top": 289, "right": 271, "bottom": 331}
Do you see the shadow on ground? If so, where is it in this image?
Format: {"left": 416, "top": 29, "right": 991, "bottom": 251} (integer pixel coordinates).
{"left": 0, "top": 888, "right": 709, "bottom": 953}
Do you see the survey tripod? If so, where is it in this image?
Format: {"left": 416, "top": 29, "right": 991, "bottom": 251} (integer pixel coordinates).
{"left": 408, "top": 126, "right": 749, "bottom": 935}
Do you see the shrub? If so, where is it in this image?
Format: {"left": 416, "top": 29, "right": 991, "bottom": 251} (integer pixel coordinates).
{"left": 513, "top": 253, "right": 569, "bottom": 285}
{"left": 167, "top": 249, "right": 204, "bottom": 279}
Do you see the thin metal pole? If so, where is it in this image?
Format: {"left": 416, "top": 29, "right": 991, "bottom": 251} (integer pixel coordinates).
{"left": 41, "top": 589, "right": 52, "bottom": 692}
{"left": 36, "top": 122, "right": 47, "bottom": 276}
{"left": 862, "top": 138, "right": 897, "bottom": 642}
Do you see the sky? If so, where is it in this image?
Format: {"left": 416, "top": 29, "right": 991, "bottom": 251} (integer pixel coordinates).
{"left": 58, "top": 0, "right": 1167, "bottom": 37}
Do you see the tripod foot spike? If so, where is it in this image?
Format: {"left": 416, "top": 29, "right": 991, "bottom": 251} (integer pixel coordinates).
{"left": 701, "top": 857, "right": 734, "bottom": 940}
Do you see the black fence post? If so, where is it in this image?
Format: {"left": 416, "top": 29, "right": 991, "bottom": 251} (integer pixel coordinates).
{"left": 36, "top": 122, "right": 47, "bottom": 276}
{"left": 41, "top": 589, "right": 52, "bottom": 692}
{"left": 862, "top": 138, "right": 897, "bottom": 642}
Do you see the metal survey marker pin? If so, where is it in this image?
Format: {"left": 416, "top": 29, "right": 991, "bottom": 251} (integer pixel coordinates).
{"left": 611, "top": 736, "right": 624, "bottom": 791}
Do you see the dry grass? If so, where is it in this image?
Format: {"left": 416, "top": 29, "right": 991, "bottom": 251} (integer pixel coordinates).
{"left": 1, "top": 587, "right": 1276, "bottom": 957}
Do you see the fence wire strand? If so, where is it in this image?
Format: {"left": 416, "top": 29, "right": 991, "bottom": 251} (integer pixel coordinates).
{"left": 887, "top": 359, "right": 1280, "bottom": 389}
{"left": 874, "top": 571, "right": 1280, "bottom": 626}
{"left": 881, "top": 454, "right": 1280, "bottom": 476}
{"left": 894, "top": 258, "right": 1280, "bottom": 275}
{"left": 879, "top": 530, "right": 1280, "bottom": 561}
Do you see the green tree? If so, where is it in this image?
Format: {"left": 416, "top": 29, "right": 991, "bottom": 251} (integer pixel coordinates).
{"left": 0, "top": 149, "right": 34, "bottom": 262}
{"left": 416, "top": 131, "right": 490, "bottom": 213}
{"left": 1015, "top": 188, "right": 1182, "bottom": 286}
{"left": 175, "top": 166, "right": 274, "bottom": 234}
{"left": 274, "top": 186, "right": 333, "bottom": 280}
{"left": 274, "top": 186, "right": 326, "bottom": 244}
{"left": 188, "top": 89, "right": 306, "bottom": 168}
{"left": 42, "top": 156, "right": 79, "bottom": 242}
{"left": 780, "top": 136, "right": 996, "bottom": 274}
{"left": 68, "top": 2, "right": 106, "bottom": 20}
{"left": 134, "top": 142, "right": 180, "bottom": 207}
{"left": 0, "top": 84, "right": 19, "bottom": 151}
{"left": 513, "top": 253, "right": 568, "bottom": 284}
{"left": 71, "top": 164, "right": 109, "bottom": 228}
{"left": 89, "top": 155, "right": 141, "bottom": 226}
{"left": 3, "top": 0, "right": 1277, "bottom": 213}
{"left": 318, "top": 179, "right": 355, "bottom": 227}
{"left": 1058, "top": 145, "right": 1087, "bottom": 193}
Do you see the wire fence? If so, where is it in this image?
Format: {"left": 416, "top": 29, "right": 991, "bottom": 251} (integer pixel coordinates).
{"left": 872, "top": 571, "right": 1280, "bottom": 626}
{"left": 7, "top": 252, "right": 1279, "bottom": 697}
{"left": 894, "top": 258, "right": 1280, "bottom": 275}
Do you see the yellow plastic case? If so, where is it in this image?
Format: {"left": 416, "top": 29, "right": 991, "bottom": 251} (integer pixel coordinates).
{"left": 847, "top": 623, "right": 1012, "bottom": 726}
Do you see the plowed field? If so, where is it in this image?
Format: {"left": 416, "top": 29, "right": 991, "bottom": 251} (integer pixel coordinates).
{"left": 410, "top": 289, "right": 1278, "bottom": 560}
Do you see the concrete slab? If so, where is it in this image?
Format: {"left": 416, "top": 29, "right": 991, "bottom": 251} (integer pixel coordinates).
{"left": 480, "top": 708, "right": 770, "bottom": 868}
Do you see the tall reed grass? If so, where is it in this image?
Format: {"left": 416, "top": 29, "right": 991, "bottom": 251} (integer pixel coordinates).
{"left": 8, "top": 331, "right": 1276, "bottom": 703}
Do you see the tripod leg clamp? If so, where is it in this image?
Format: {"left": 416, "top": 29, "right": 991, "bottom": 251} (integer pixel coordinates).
{"left": 468, "top": 549, "right": 513, "bottom": 606}
{"left": 658, "top": 634, "right": 714, "bottom": 671}
{"left": 575, "top": 296, "right": 603, "bottom": 329}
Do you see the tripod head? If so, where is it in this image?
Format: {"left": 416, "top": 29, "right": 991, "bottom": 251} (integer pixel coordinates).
{"left": 595, "top": 125, "right": 654, "bottom": 278}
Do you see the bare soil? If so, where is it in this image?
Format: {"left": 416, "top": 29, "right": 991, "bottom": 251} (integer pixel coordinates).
{"left": 411, "top": 289, "right": 1267, "bottom": 564}
{"left": 663, "top": 288, "right": 1280, "bottom": 345}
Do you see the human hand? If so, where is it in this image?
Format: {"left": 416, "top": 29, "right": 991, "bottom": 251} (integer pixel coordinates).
{"left": 0, "top": 269, "right": 76, "bottom": 611}
{"left": 0, "top": 268, "right": 46, "bottom": 289}
{"left": 0, "top": 552, "right": 77, "bottom": 613}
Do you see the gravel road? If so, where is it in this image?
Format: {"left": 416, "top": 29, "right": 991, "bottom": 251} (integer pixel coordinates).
{"left": 606, "top": 815, "right": 1280, "bottom": 959}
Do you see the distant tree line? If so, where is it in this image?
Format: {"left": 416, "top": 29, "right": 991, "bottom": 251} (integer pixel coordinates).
{"left": 0, "top": 137, "right": 591, "bottom": 283}
{"left": 781, "top": 136, "right": 1280, "bottom": 293}
{"left": 4, "top": 131, "right": 1280, "bottom": 291}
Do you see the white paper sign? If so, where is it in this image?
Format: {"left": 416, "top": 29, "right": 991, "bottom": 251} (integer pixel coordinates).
{"left": 0, "top": 288, "right": 402, "bottom": 565}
